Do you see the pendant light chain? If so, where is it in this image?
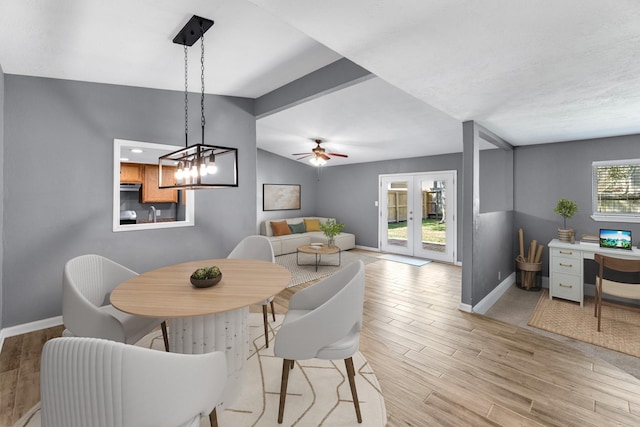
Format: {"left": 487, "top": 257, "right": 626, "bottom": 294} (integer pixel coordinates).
{"left": 184, "top": 44, "right": 189, "bottom": 147}
{"left": 200, "top": 24, "right": 206, "bottom": 144}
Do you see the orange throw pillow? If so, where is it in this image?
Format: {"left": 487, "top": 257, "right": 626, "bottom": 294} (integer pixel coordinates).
{"left": 304, "top": 218, "right": 321, "bottom": 232}
{"left": 270, "top": 220, "right": 292, "bottom": 236}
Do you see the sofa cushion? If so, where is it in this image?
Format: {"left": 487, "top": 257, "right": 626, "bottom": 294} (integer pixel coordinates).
{"left": 288, "top": 222, "right": 306, "bottom": 234}
{"left": 304, "top": 218, "right": 321, "bottom": 231}
{"left": 271, "top": 220, "right": 292, "bottom": 236}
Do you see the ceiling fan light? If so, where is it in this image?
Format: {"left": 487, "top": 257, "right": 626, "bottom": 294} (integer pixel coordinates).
{"left": 309, "top": 156, "right": 326, "bottom": 167}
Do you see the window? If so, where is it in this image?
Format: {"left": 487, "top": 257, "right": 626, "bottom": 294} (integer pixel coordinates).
{"left": 592, "top": 159, "right": 640, "bottom": 222}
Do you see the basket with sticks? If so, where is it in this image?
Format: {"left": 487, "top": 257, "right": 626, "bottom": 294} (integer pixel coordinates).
{"left": 516, "top": 228, "right": 543, "bottom": 291}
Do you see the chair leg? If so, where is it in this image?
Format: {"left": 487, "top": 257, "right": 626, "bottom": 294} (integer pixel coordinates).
{"left": 345, "top": 357, "right": 362, "bottom": 423}
{"left": 262, "top": 305, "right": 269, "bottom": 348}
{"left": 161, "top": 321, "right": 170, "bottom": 352}
{"left": 209, "top": 407, "right": 218, "bottom": 427}
{"left": 270, "top": 300, "right": 276, "bottom": 322}
{"left": 278, "top": 359, "right": 293, "bottom": 423}
{"left": 597, "top": 293, "right": 602, "bottom": 332}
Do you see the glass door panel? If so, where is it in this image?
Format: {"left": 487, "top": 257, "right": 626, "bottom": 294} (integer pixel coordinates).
{"left": 380, "top": 176, "right": 413, "bottom": 256}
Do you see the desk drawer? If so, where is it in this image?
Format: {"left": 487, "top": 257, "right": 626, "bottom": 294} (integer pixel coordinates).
{"left": 550, "top": 272, "right": 581, "bottom": 302}
{"left": 551, "top": 247, "right": 581, "bottom": 260}
{"left": 551, "top": 256, "right": 580, "bottom": 275}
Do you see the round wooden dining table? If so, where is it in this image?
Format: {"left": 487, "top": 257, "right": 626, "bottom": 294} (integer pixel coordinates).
{"left": 111, "top": 258, "right": 291, "bottom": 405}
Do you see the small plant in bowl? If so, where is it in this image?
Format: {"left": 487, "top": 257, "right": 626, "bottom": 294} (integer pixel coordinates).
{"left": 190, "top": 266, "right": 222, "bottom": 288}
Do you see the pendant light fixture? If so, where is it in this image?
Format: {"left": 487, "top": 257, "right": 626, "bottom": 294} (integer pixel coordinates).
{"left": 159, "top": 15, "right": 238, "bottom": 189}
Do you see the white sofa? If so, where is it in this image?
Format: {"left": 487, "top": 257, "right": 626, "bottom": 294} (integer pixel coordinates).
{"left": 260, "top": 217, "right": 356, "bottom": 256}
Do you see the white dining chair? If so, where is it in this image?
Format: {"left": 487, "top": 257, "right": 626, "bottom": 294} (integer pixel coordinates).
{"left": 62, "top": 254, "right": 169, "bottom": 351}
{"left": 274, "top": 260, "right": 365, "bottom": 424}
{"left": 40, "top": 337, "right": 227, "bottom": 427}
{"left": 227, "top": 235, "right": 277, "bottom": 348}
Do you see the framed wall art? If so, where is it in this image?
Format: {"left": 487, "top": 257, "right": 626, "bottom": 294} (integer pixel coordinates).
{"left": 263, "top": 184, "right": 301, "bottom": 211}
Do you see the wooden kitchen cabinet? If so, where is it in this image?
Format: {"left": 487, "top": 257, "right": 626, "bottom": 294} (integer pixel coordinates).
{"left": 120, "top": 163, "right": 143, "bottom": 183}
{"left": 141, "top": 165, "right": 178, "bottom": 203}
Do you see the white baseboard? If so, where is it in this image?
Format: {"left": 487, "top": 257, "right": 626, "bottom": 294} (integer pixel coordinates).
{"left": 0, "top": 315, "right": 63, "bottom": 352}
{"left": 472, "top": 272, "right": 516, "bottom": 314}
{"left": 355, "top": 245, "right": 380, "bottom": 252}
{"left": 458, "top": 303, "right": 473, "bottom": 312}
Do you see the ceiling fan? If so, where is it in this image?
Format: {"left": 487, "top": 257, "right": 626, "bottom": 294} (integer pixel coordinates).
{"left": 292, "top": 139, "right": 348, "bottom": 166}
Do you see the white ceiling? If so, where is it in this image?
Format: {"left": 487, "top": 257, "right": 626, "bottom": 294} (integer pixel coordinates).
{"left": 2, "top": 1, "right": 640, "bottom": 167}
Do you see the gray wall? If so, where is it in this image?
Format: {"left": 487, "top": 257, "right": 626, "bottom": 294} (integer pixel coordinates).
{"left": 3, "top": 75, "right": 256, "bottom": 327}
{"left": 474, "top": 147, "right": 515, "bottom": 303}
{"left": 0, "top": 65, "right": 4, "bottom": 330}
{"left": 315, "top": 153, "right": 463, "bottom": 259}
{"left": 514, "top": 134, "right": 640, "bottom": 282}
{"left": 480, "top": 148, "right": 514, "bottom": 214}
{"left": 256, "top": 149, "right": 318, "bottom": 230}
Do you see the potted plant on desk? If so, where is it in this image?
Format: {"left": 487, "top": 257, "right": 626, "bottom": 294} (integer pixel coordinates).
{"left": 554, "top": 198, "right": 578, "bottom": 243}
{"left": 320, "top": 219, "right": 345, "bottom": 247}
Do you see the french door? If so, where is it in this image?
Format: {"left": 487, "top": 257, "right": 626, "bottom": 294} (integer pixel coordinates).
{"left": 379, "top": 171, "right": 456, "bottom": 263}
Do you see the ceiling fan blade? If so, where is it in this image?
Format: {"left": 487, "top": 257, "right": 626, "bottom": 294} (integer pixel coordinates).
{"left": 296, "top": 154, "right": 312, "bottom": 160}
{"left": 328, "top": 153, "right": 348, "bottom": 158}
{"left": 292, "top": 152, "right": 310, "bottom": 156}
{"left": 319, "top": 153, "right": 330, "bottom": 160}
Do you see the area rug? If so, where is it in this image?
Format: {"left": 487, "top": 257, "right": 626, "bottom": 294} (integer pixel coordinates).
{"left": 378, "top": 253, "right": 432, "bottom": 266}
{"left": 276, "top": 251, "right": 378, "bottom": 288}
{"left": 13, "top": 314, "right": 386, "bottom": 427}
{"left": 528, "top": 290, "right": 640, "bottom": 357}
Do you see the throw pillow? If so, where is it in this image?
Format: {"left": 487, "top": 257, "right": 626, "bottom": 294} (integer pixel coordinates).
{"left": 304, "top": 218, "right": 321, "bottom": 232}
{"left": 271, "top": 220, "right": 292, "bottom": 236}
{"left": 288, "top": 222, "right": 306, "bottom": 234}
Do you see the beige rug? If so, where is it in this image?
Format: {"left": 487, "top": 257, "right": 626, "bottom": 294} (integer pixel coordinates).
{"left": 276, "top": 250, "right": 378, "bottom": 288}
{"left": 528, "top": 290, "right": 640, "bottom": 357}
{"left": 13, "top": 314, "right": 386, "bottom": 427}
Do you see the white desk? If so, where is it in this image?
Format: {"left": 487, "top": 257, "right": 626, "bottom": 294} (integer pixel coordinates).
{"left": 548, "top": 239, "right": 640, "bottom": 306}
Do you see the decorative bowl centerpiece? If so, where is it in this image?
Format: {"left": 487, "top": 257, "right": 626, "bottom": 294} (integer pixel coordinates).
{"left": 190, "top": 266, "right": 222, "bottom": 288}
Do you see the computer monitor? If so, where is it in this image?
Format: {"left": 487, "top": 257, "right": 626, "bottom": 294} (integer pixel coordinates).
{"left": 599, "top": 229, "right": 632, "bottom": 250}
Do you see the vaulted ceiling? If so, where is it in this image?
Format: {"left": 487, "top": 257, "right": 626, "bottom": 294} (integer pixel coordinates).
{"left": 2, "top": 0, "right": 639, "bottom": 166}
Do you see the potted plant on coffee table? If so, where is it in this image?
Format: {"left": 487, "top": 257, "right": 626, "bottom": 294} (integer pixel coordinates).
{"left": 554, "top": 198, "right": 578, "bottom": 243}
{"left": 319, "top": 218, "right": 345, "bottom": 247}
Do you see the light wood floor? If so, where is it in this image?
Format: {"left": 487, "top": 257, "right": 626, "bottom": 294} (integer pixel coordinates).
{"left": 2, "top": 253, "right": 640, "bottom": 426}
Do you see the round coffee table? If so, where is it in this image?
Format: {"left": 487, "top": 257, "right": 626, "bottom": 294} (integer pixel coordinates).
{"left": 297, "top": 244, "right": 341, "bottom": 271}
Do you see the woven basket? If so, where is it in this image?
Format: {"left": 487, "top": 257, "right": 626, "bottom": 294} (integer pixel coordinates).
{"left": 516, "top": 258, "right": 542, "bottom": 291}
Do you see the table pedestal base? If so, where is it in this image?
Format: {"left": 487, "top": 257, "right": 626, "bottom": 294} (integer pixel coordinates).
{"left": 168, "top": 306, "right": 249, "bottom": 406}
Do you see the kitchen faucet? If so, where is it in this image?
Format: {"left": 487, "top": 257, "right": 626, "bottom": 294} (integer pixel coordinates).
{"left": 148, "top": 206, "right": 157, "bottom": 223}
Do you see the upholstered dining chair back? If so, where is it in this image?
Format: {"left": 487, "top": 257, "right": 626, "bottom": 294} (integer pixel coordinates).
{"left": 228, "top": 235, "right": 277, "bottom": 348}
{"left": 594, "top": 253, "right": 640, "bottom": 331}
{"left": 62, "top": 254, "right": 168, "bottom": 348}
{"left": 41, "top": 337, "right": 226, "bottom": 427}
{"left": 227, "top": 235, "right": 275, "bottom": 263}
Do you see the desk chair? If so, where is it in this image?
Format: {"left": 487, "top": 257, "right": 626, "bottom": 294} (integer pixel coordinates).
{"left": 228, "top": 235, "right": 277, "bottom": 347}
{"left": 594, "top": 253, "right": 640, "bottom": 332}
{"left": 63, "top": 254, "right": 169, "bottom": 351}
{"left": 274, "top": 260, "right": 365, "bottom": 424}
{"left": 41, "top": 337, "right": 226, "bottom": 427}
